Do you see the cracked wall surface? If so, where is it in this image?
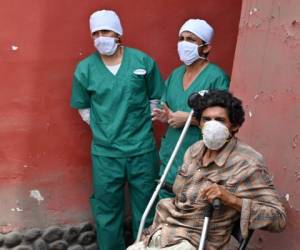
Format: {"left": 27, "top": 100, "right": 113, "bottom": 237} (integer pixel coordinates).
{"left": 231, "top": 1, "right": 300, "bottom": 249}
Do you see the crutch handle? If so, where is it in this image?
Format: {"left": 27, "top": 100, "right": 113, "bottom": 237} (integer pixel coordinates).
{"left": 212, "top": 198, "right": 221, "bottom": 210}
{"left": 203, "top": 199, "right": 221, "bottom": 218}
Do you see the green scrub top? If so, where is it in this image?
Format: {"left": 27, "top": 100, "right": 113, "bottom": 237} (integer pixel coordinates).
{"left": 71, "top": 47, "right": 164, "bottom": 157}
{"left": 159, "top": 63, "right": 230, "bottom": 184}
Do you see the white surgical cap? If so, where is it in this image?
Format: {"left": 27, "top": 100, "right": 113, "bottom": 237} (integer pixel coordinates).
{"left": 89, "top": 10, "right": 123, "bottom": 36}
{"left": 179, "top": 19, "right": 214, "bottom": 44}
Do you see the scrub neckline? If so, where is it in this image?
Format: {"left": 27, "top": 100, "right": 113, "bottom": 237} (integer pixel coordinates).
{"left": 181, "top": 62, "right": 210, "bottom": 92}
{"left": 95, "top": 46, "right": 127, "bottom": 77}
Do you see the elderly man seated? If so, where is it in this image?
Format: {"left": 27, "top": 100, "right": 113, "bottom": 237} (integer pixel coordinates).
{"left": 128, "top": 90, "right": 286, "bottom": 250}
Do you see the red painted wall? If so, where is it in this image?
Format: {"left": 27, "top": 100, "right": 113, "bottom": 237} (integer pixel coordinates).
{"left": 0, "top": 0, "right": 241, "bottom": 232}
{"left": 231, "top": 0, "right": 300, "bottom": 249}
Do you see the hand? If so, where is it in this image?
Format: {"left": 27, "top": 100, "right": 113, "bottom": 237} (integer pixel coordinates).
{"left": 151, "top": 105, "right": 169, "bottom": 123}
{"left": 201, "top": 183, "right": 242, "bottom": 211}
{"left": 168, "top": 111, "right": 189, "bottom": 129}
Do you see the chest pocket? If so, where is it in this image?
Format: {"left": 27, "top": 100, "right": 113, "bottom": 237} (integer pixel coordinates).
{"left": 174, "top": 168, "right": 209, "bottom": 205}
{"left": 225, "top": 176, "right": 241, "bottom": 193}
{"left": 173, "top": 169, "right": 190, "bottom": 195}
{"left": 128, "top": 72, "right": 147, "bottom": 107}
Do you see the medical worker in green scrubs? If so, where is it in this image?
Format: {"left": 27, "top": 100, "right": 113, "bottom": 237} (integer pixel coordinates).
{"left": 152, "top": 19, "right": 230, "bottom": 199}
{"left": 71, "top": 10, "right": 164, "bottom": 250}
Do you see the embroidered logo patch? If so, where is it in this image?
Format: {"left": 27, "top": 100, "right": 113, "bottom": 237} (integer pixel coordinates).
{"left": 133, "top": 68, "right": 147, "bottom": 75}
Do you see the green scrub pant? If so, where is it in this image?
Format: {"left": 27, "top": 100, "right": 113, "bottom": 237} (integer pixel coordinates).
{"left": 90, "top": 150, "right": 159, "bottom": 250}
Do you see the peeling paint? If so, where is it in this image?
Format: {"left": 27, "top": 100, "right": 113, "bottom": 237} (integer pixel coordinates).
{"left": 249, "top": 7, "right": 258, "bottom": 16}
{"left": 292, "top": 135, "right": 298, "bottom": 149}
{"left": 282, "top": 19, "right": 300, "bottom": 47}
{"left": 233, "top": 0, "right": 300, "bottom": 248}
{"left": 292, "top": 20, "right": 300, "bottom": 26}
{"left": 0, "top": 224, "right": 13, "bottom": 234}
{"left": 11, "top": 45, "right": 19, "bottom": 51}
{"left": 11, "top": 207, "right": 23, "bottom": 212}
{"left": 284, "top": 193, "right": 298, "bottom": 210}
{"left": 30, "top": 190, "right": 44, "bottom": 204}
{"left": 285, "top": 193, "right": 290, "bottom": 201}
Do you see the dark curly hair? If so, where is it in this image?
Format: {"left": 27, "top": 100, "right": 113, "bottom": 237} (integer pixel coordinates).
{"left": 193, "top": 90, "right": 245, "bottom": 128}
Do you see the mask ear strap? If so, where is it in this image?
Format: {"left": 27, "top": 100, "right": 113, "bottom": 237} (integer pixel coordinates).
{"left": 225, "top": 135, "right": 232, "bottom": 143}
{"left": 198, "top": 43, "right": 209, "bottom": 60}
{"left": 116, "top": 36, "right": 121, "bottom": 44}
{"left": 199, "top": 43, "right": 208, "bottom": 48}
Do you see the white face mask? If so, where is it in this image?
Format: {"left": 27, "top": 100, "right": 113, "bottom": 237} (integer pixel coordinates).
{"left": 177, "top": 41, "right": 206, "bottom": 65}
{"left": 202, "top": 120, "right": 230, "bottom": 150}
{"left": 94, "top": 36, "right": 118, "bottom": 56}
